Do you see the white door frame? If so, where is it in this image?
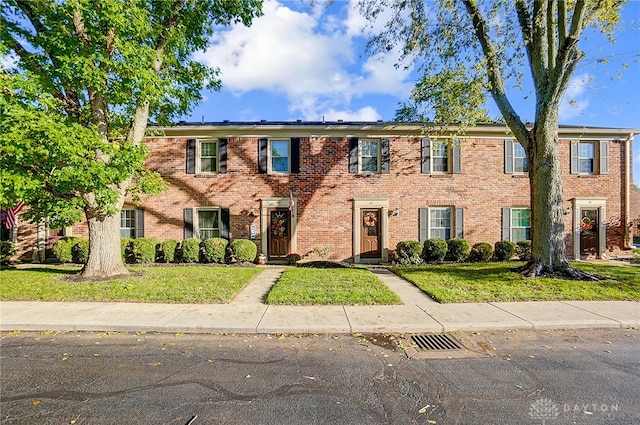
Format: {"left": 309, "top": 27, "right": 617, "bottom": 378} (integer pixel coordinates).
{"left": 260, "top": 197, "right": 297, "bottom": 259}
{"left": 572, "top": 198, "right": 606, "bottom": 259}
{"left": 353, "top": 198, "right": 389, "bottom": 263}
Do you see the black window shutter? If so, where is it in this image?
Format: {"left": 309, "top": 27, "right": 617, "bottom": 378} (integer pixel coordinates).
{"left": 220, "top": 208, "right": 230, "bottom": 240}
{"left": 291, "top": 137, "right": 300, "bottom": 173}
{"left": 419, "top": 208, "right": 429, "bottom": 242}
{"left": 136, "top": 209, "right": 145, "bottom": 239}
{"left": 502, "top": 207, "right": 511, "bottom": 241}
{"left": 452, "top": 141, "right": 462, "bottom": 174}
{"left": 455, "top": 208, "right": 464, "bottom": 239}
{"left": 381, "top": 138, "right": 390, "bottom": 174}
{"left": 186, "top": 139, "right": 196, "bottom": 174}
{"left": 504, "top": 140, "right": 514, "bottom": 174}
{"left": 421, "top": 138, "right": 431, "bottom": 174}
{"left": 183, "top": 208, "right": 193, "bottom": 240}
{"left": 599, "top": 140, "right": 609, "bottom": 174}
{"left": 219, "top": 138, "right": 228, "bottom": 173}
{"left": 258, "top": 138, "right": 268, "bottom": 174}
{"left": 570, "top": 142, "right": 579, "bottom": 174}
{"left": 349, "top": 137, "right": 358, "bottom": 173}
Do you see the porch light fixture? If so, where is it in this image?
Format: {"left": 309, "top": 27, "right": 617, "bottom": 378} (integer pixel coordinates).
{"left": 249, "top": 206, "right": 256, "bottom": 216}
{"left": 389, "top": 207, "right": 400, "bottom": 217}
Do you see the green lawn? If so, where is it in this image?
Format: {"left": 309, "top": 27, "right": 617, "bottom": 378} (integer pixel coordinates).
{"left": 392, "top": 261, "right": 640, "bottom": 303}
{"left": 0, "top": 265, "right": 261, "bottom": 303}
{"left": 265, "top": 267, "right": 402, "bottom": 305}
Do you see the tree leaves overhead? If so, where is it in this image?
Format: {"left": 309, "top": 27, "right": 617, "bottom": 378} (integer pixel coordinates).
{"left": 360, "top": 0, "right": 623, "bottom": 133}
{"left": 0, "top": 0, "right": 262, "bottom": 130}
{"left": 0, "top": 0, "right": 262, "bottom": 227}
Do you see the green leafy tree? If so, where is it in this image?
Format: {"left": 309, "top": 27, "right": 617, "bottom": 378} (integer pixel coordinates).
{"left": 0, "top": 0, "right": 262, "bottom": 278}
{"left": 361, "top": 0, "right": 624, "bottom": 278}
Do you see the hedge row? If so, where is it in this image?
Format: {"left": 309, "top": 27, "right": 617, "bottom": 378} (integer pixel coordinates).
{"left": 53, "top": 237, "right": 258, "bottom": 264}
{"left": 395, "top": 238, "right": 532, "bottom": 265}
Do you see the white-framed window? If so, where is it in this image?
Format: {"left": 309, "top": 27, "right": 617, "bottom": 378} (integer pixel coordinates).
{"left": 577, "top": 141, "right": 595, "bottom": 174}
{"left": 421, "top": 138, "right": 461, "bottom": 174}
{"left": 196, "top": 208, "right": 221, "bottom": 240}
{"left": 505, "top": 140, "right": 528, "bottom": 174}
{"left": 502, "top": 207, "right": 531, "bottom": 243}
{"left": 511, "top": 208, "right": 531, "bottom": 242}
{"left": 432, "top": 142, "right": 449, "bottom": 173}
{"left": 120, "top": 208, "right": 137, "bottom": 238}
{"left": 197, "top": 139, "right": 219, "bottom": 173}
{"left": 359, "top": 139, "right": 381, "bottom": 173}
{"left": 419, "top": 206, "right": 464, "bottom": 242}
{"left": 429, "top": 207, "right": 451, "bottom": 240}
{"left": 269, "top": 139, "right": 290, "bottom": 173}
{"left": 570, "top": 140, "right": 609, "bottom": 175}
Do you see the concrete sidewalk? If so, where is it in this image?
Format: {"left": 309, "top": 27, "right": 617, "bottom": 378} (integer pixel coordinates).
{"left": 1, "top": 266, "right": 638, "bottom": 334}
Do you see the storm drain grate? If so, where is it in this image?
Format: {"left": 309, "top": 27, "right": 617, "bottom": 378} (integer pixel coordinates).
{"left": 411, "top": 333, "right": 463, "bottom": 351}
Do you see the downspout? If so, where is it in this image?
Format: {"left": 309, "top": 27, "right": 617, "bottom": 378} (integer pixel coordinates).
{"left": 624, "top": 133, "right": 632, "bottom": 249}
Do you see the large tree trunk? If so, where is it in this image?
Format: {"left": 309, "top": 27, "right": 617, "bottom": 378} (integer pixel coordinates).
{"left": 522, "top": 114, "right": 602, "bottom": 280}
{"left": 82, "top": 212, "right": 129, "bottom": 279}
{"left": 523, "top": 116, "right": 572, "bottom": 276}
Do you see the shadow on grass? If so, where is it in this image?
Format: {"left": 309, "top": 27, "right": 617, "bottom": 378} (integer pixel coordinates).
{"left": 3, "top": 265, "right": 81, "bottom": 275}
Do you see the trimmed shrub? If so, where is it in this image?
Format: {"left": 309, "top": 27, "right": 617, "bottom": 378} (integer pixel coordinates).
{"left": 120, "top": 238, "right": 134, "bottom": 263}
{"left": 52, "top": 237, "right": 82, "bottom": 263}
{"left": 131, "top": 238, "right": 160, "bottom": 263}
{"left": 180, "top": 238, "right": 201, "bottom": 263}
{"left": 494, "top": 240, "right": 517, "bottom": 261}
{"left": 202, "top": 237, "right": 228, "bottom": 263}
{"left": 231, "top": 239, "right": 258, "bottom": 263}
{"left": 395, "top": 240, "right": 424, "bottom": 265}
{"left": 161, "top": 239, "right": 179, "bottom": 263}
{"left": 71, "top": 238, "right": 89, "bottom": 264}
{"left": 422, "top": 238, "right": 448, "bottom": 262}
{"left": 469, "top": 242, "right": 493, "bottom": 262}
{"left": 516, "top": 240, "right": 532, "bottom": 261}
{"left": 446, "top": 238, "right": 471, "bottom": 262}
{"left": 1, "top": 240, "right": 16, "bottom": 264}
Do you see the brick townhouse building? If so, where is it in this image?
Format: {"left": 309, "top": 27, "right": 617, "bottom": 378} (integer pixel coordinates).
{"left": 3, "top": 121, "right": 637, "bottom": 263}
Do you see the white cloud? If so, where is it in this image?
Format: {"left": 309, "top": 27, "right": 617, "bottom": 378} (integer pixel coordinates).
{"left": 322, "top": 106, "right": 382, "bottom": 121}
{"left": 559, "top": 73, "right": 593, "bottom": 121}
{"left": 196, "top": 0, "right": 414, "bottom": 120}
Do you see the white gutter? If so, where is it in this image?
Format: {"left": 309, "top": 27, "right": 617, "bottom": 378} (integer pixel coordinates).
{"left": 625, "top": 133, "right": 633, "bottom": 248}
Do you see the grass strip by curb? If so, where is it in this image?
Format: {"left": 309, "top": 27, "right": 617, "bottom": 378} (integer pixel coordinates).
{"left": 0, "top": 266, "right": 262, "bottom": 304}
{"left": 265, "top": 267, "right": 402, "bottom": 305}
{"left": 392, "top": 261, "right": 640, "bottom": 303}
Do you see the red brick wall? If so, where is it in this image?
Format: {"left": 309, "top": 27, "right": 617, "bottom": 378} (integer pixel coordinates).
{"left": 121, "top": 135, "right": 627, "bottom": 261}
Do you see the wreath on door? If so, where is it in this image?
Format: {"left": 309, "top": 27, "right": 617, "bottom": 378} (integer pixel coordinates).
{"left": 363, "top": 212, "right": 378, "bottom": 227}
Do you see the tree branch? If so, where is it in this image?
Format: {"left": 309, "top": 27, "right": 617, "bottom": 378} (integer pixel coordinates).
{"left": 11, "top": 1, "right": 82, "bottom": 119}
{"left": 547, "top": 0, "right": 557, "bottom": 71}
{"left": 127, "top": 0, "right": 186, "bottom": 144}
{"left": 70, "top": 0, "right": 109, "bottom": 139}
{"left": 462, "top": 0, "right": 530, "bottom": 146}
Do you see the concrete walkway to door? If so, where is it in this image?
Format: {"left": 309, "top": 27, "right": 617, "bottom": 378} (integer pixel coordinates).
{"left": 1, "top": 265, "right": 638, "bottom": 334}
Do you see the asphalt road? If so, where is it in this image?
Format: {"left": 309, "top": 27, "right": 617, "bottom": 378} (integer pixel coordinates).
{"left": 1, "top": 328, "right": 638, "bottom": 425}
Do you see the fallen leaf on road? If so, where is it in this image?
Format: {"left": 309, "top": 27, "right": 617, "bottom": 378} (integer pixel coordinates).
{"left": 32, "top": 400, "right": 41, "bottom": 406}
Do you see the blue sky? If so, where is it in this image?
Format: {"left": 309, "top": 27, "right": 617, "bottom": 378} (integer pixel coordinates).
{"left": 186, "top": 0, "right": 640, "bottom": 184}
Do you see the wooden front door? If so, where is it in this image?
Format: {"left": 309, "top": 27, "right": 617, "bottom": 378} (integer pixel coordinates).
{"left": 268, "top": 208, "right": 290, "bottom": 259}
{"left": 579, "top": 209, "right": 598, "bottom": 256}
{"left": 360, "top": 208, "right": 381, "bottom": 258}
